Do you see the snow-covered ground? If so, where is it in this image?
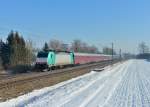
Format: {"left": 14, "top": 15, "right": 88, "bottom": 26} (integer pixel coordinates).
{"left": 1, "top": 59, "right": 150, "bottom": 107}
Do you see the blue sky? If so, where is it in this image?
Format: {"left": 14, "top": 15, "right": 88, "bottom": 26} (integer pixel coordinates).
{"left": 0, "top": 0, "right": 150, "bottom": 53}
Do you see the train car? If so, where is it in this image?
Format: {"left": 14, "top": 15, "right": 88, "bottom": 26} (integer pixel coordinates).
{"left": 74, "top": 53, "right": 111, "bottom": 64}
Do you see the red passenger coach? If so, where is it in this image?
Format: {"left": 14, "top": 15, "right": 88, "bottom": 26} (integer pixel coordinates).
{"left": 74, "top": 53, "right": 111, "bottom": 64}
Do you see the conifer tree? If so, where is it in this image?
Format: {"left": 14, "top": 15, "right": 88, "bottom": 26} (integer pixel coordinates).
{"left": 43, "top": 42, "right": 49, "bottom": 52}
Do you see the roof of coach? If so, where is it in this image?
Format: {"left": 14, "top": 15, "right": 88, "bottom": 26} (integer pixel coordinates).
{"left": 74, "top": 52, "right": 112, "bottom": 57}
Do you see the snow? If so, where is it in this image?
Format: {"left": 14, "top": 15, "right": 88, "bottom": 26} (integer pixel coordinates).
{"left": 1, "top": 59, "right": 150, "bottom": 107}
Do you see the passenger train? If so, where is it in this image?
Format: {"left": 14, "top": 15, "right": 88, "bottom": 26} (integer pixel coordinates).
{"left": 35, "top": 50, "right": 116, "bottom": 70}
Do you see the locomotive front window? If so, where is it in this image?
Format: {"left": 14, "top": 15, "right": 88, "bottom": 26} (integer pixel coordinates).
{"left": 37, "top": 52, "right": 48, "bottom": 58}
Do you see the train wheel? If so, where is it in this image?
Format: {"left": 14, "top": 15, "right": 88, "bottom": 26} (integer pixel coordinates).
{"left": 48, "top": 67, "right": 51, "bottom": 71}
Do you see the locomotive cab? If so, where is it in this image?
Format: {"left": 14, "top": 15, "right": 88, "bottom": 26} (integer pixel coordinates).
{"left": 35, "top": 51, "right": 49, "bottom": 69}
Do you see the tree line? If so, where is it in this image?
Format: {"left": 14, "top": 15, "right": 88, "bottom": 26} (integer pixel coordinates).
{"left": 43, "top": 39, "right": 115, "bottom": 55}
{"left": 43, "top": 39, "right": 100, "bottom": 53}
{"left": 0, "top": 31, "right": 34, "bottom": 71}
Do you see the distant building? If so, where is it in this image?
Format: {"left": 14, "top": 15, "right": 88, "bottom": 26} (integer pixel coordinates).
{"left": 62, "top": 44, "right": 69, "bottom": 51}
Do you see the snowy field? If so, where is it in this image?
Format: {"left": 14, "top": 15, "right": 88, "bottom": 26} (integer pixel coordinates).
{"left": 1, "top": 59, "right": 150, "bottom": 107}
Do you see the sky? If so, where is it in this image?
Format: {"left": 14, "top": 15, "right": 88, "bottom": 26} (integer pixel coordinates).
{"left": 0, "top": 0, "right": 150, "bottom": 54}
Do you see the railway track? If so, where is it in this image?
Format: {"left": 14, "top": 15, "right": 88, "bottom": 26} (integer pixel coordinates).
{"left": 0, "top": 61, "right": 112, "bottom": 88}
{"left": 0, "top": 60, "right": 120, "bottom": 101}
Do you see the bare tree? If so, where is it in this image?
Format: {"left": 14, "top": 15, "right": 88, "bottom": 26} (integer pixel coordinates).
{"left": 0, "top": 57, "right": 2, "bottom": 70}
{"left": 61, "top": 44, "right": 69, "bottom": 51}
{"left": 81, "top": 42, "right": 88, "bottom": 53}
{"left": 25, "top": 40, "right": 35, "bottom": 64}
{"left": 0, "top": 40, "right": 3, "bottom": 70}
{"left": 89, "top": 45, "right": 99, "bottom": 53}
{"left": 71, "top": 39, "right": 82, "bottom": 52}
{"left": 103, "top": 47, "right": 116, "bottom": 55}
{"left": 49, "top": 39, "right": 63, "bottom": 50}
{"left": 103, "top": 47, "right": 112, "bottom": 55}
{"left": 138, "top": 42, "right": 149, "bottom": 54}
{"left": 71, "top": 39, "right": 99, "bottom": 53}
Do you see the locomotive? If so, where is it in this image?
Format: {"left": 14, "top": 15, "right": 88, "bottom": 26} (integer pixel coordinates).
{"left": 35, "top": 50, "right": 113, "bottom": 70}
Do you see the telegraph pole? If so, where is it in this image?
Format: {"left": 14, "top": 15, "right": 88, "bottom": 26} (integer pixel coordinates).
{"left": 119, "top": 48, "right": 122, "bottom": 60}
{"left": 112, "top": 43, "right": 114, "bottom": 60}
{"left": 111, "top": 43, "right": 114, "bottom": 65}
